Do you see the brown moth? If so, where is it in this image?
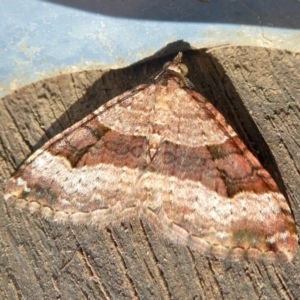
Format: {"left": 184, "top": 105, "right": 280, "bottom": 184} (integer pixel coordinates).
{"left": 5, "top": 52, "right": 297, "bottom": 261}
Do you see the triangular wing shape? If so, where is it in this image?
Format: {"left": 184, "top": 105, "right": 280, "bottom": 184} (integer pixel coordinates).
{"left": 5, "top": 53, "right": 297, "bottom": 261}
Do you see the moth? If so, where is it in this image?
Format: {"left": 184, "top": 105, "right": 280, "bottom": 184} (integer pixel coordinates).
{"left": 5, "top": 52, "right": 297, "bottom": 261}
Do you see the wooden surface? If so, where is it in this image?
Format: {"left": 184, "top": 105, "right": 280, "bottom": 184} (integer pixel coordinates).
{"left": 0, "top": 47, "right": 300, "bottom": 300}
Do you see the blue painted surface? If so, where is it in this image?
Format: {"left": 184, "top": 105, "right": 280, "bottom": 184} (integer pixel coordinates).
{"left": 1, "top": 0, "right": 299, "bottom": 96}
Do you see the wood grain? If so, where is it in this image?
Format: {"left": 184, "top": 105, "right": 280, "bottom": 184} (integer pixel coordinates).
{"left": 1, "top": 47, "right": 299, "bottom": 300}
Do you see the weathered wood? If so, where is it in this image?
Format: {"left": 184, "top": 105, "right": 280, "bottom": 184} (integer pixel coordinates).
{"left": 0, "top": 47, "right": 299, "bottom": 300}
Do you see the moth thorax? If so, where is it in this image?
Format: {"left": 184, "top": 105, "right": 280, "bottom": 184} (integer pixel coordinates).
{"left": 148, "top": 133, "right": 163, "bottom": 160}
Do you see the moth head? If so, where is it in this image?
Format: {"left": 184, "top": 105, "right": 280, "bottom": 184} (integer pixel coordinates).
{"left": 153, "top": 52, "right": 193, "bottom": 89}
{"left": 163, "top": 61, "right": 188, "bottom": 76}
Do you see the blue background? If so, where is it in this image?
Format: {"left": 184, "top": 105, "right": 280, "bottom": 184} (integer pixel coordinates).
{"left": 1, "top": 0, "right": 299, "bottom": 97}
